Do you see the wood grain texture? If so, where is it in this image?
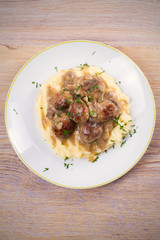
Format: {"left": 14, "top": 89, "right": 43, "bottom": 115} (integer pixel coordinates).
{"left": 0, "top": 1, "right": 160, "bottom": 239}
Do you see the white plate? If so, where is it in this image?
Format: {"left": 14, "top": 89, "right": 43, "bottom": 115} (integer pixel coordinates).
{"left": 5, "top": 41, "right": 155, "bottom": 189}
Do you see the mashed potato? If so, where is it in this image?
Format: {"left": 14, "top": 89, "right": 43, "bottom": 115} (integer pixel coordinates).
{"left": 36, "top": 66, "right": 132, "bottom": 161}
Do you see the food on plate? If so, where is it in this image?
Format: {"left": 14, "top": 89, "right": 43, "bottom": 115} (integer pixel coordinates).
{"left": 36, "top": 65, "right": 132, "bottom": 162}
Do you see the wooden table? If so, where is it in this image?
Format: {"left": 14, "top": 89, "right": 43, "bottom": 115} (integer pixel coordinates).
{"left": 0, "top": 1, "right": 160, "bottom": 239}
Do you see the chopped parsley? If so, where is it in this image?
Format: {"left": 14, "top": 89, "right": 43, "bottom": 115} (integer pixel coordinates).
{"left": 59, "top": 106, "right": 62, "bottom": 110}
{"left": 32, "top": 81, "right": 41, "bottom": 88}
{"left": 95, "top": 152, "right": 101, "bottom": 156}
{"left": 77, "top": 99, "right": 82, "bottom": 104}
{"left": 133, "top": 129, "right": 136, "bottom": 134}
{"left": 55, "top": 66, "right": 58, "bottom": 72}
{"left": 81, "top": 95, "right": 86, "bottom": 99}
{"left": 77, "top": 85, "right": 81, "bottom": 91}
{"left": 81, "top": 112, "right": 84, "bottom": 116}
{"left": 111, "top": 140, "right": 115, "bottom": 142}
{"left": 64, "top": 156, "right": 69, "bottom": 161}
{"left": 90, "top": 85, "right": 98, "bottom": 93}
{"left": 65, "top": 99, "right": 69, "bottom": 104}
{"left": 88, "top": 96, "right": 93, "bottom": 101}
{"left": 98, "top": 89, "right": 103, "bottom": 93}
{"left": 93, "top": 141, "right": 97, "bottom": 145}
{"left": 92, "top": 51, "right": 96, "bottom": 55}
{"left": 61, "top": 88, "right": 66, "bottom": 94}
{"left": 64, "top": 163, "right": 69, "bottom": 169}
{"left": 43, "top": 168, "right": 49, "bottom": 172}
{"left": 64, "top": 130, "right": 70, "bottom": 136}
{"left": 13, "top": 108, "right": 18, "bottom": 115}
{"left": 83, "top": 63, "right": 89, "bottom": 67}
{"left": 56, "top": 114, "right": 61, "bottom": 117}
{"left": 95, "top": 70, "right": 105, "bottom": 76}
{"left": 64, "top": 162, "right": 73, "bottom": 169}
{"left": 128, "top": 119, "right": 132, "bottom": 122}
{"left": 120, "top": 140, "right": 126, "bottom": 147}
{"left": 119, "top": 81, "right": 121, "bottom": 84}
{"left": 93, "top": 156, "right": 99, "bottom": 163}
{"left": 77, "top": 63, "right": 90, "bottom": 70}
{"left": 90, "top": 110, "right": 95, "bottom": 116}
{"left": 104, "top": 150, "right": 107, "bottom": 153}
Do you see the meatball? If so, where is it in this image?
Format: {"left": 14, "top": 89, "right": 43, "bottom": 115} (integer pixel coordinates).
{"left": 49, "top": 91, "right": 73, "bottom": 112}
{"left": 46, "top": 98, "right": 55, "bottom": 119}
{"left": 95, "top": 100, "right": 117, "bottom": 122}
{"left": 52, "top": 113, "right": 76, "bottom": 139}
{"left": 79, "top": 122, "right": 103, "bottom": 143}
{"left": 68, "top": 100, "right": 89, "bottom": 123}
{"left": 105, "top": 91, "right": 122, "bottom": 116}
{"left": 63, "top": 71, "right": 76, "bottom": 90}
{"left": 79, "top": 78, "right": 105, "bottom": 100}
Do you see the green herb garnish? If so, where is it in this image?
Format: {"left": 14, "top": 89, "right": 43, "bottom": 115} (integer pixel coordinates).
{"left": 90, "top": 110, "right": 95, "bottom": 116}
{"left": 104, "top": 150, "right": 107, "bottom": 153}
{"left": 65, "top": 99, "right": 69, "bottom": 104}
{"left": 77, "top": 85, "right": 81, "bottom": 91}
{"left": 83, "top": 63, "right": 89, "bottom": 67}
{"left": 55, "top": 66, "right": 58, "bottom": 72}
{"left": 57, "top": 114, "right": 61, "bottom": 117}
{"left": 133, "top": 129, "right": 136, "bottom": 134}
{"left": 88, "top": 96, "right": 93, "bottom": 101}
{"left": 95, "top": 152, "right": 101, "bottom": 156}
{"left": 120, "top": 140, "right": 126, "bottom": 147}
{"left": 13, "top": 108, "right": 18, "bottom": 115}
{"left": 92, "top": 51, "right": 96, "bottom": 55}
{"left": 64, "top": 163, "right": 69, "bottom": 169}
{"left": 40, "top": 107, "right": 43, "bottom": 110}
{"left": 61, "top": 88, "right": 66, "bottom": 94}
{"left": 93, "top": 141, "right": 97, "bottom": 145}
{"left": 64, "top": 156, "right": 69, "bottom": 161}
{"left": 64, "top": 130, "right": 70, "bottom": 136}
{"left": 77, "top": 99, "right": 82, "bottom": 104}
{"left": 93, "top": 156, "right": 99, "bottom": 163}
{"left": 43, "top": 168, "right": 49, "bottom": 172}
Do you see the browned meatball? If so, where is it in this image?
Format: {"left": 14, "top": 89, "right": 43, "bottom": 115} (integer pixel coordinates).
{"left": 79, "top": 122, "right": 103, "bottom": 143}
{"left": 105, "top": 91, "right": 122, "bottom": 116}
{"left": 52, "top": 113, "right": 76, "bottom": 139}
{"left": 46, "top": 98, "right": 55, "bottom": 119}
{"left": 68, "top": 100, "right": 89, "bottom": 123}
{"left": 48, "top": 91, "right": 73, "bottom": 112}
{"left": 79, "top": 78, "right": 105, "bottom": 100}
{"left": 95, "top": 100, "right": 117, "bottom": 122}
{"left": 63, "top": 71, "right": 76, "bottom": 90}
